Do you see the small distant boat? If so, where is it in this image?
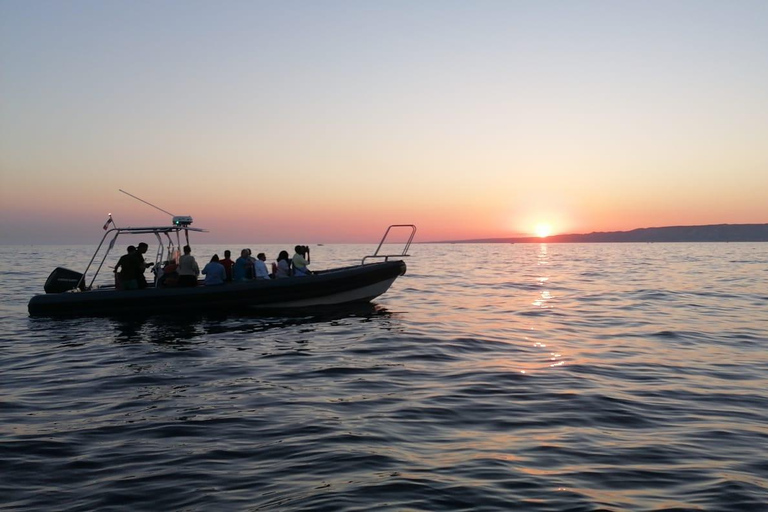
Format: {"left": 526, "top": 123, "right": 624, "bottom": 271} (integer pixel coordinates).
{"left": 28, "top": 217, "right": 416, "bottom": 317}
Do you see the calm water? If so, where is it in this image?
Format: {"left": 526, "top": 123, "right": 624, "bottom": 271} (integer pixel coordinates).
{"left": 2, "top": 243, "right": 767, "bottom": 511}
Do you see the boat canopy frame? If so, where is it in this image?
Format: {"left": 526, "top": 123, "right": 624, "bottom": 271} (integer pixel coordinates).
{"left": 362, "top": 224, "right": 417, "bottom": 264}
{"left": 77, "top": 225, "right": 208, "bottom": 291}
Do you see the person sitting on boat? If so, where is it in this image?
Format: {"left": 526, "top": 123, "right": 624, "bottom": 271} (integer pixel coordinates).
{"left": 219, "top": 250, "right": 234, "bottom": 282}
{"left": 273, "top": 250, "right": 292, "bottom": 278}
{"left": 177, "top": 245, "right": 200, "bottom": 287}
{"left": 233, "top": 249, "right": 253, "bottom": 281}
{"left": 202, "top": 254, "right": 227, "bottom": 286}
{"left": 292, "top": 245, "right": 311, "bottom": 276}
{"left": 114, "top": 245, "right": 137, "bottom": 290}
{"left": 254, "top": 253, "right": 270, "bottom": 280}
{"left": 157, "top": 260, "right": 179, "bottom": 287}
{"left": 247, "top": 249, "right": 257, "bottom": 279}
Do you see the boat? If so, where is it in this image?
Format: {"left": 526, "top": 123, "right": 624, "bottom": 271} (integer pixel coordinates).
{"left": 28, "top": 216, "right": 416, "bottom": 317}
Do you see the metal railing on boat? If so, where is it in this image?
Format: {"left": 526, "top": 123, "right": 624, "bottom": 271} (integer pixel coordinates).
{"left": 77, "top": 225, "right": 207, "bottom": 291}
{"left": 362, "top": 224, "right": 417, "bottom": 264}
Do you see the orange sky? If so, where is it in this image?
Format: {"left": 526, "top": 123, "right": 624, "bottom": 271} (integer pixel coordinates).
{"left": 1, "top": 2, "right": 767, "bottom": 244}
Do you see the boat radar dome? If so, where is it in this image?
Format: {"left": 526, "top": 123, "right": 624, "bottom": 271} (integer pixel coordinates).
{"left": 173, "top": 216, "right": 193, "bottom": 227}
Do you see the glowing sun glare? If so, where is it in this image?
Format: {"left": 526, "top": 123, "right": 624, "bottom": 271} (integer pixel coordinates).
{"left": 535, "top": 223, "right": 553, "bottom": 238}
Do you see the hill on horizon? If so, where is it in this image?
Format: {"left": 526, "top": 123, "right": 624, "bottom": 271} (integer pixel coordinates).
{"left": 433, "top": 223, "right": 768, "bottom": 244}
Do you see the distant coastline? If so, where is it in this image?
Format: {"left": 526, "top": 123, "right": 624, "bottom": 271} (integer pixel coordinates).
{"left": 433, "top": 223, "right": 768, "bottom": 244}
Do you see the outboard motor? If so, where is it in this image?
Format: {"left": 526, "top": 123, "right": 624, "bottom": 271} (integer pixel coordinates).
{"left": 44, "top": 267, "right": 86, "bottom": 293}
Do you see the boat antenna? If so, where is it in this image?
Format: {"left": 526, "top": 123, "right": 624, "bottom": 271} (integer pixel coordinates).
{"left": 119, "top": 189, "right": 176, "bottom": 217}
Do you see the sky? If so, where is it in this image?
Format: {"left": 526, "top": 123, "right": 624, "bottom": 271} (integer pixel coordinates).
{"left": 1, "top": 0, "right": 767, "bottom": 244}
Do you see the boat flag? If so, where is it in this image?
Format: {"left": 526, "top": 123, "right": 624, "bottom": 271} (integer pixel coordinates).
{"left": 102, "top": 215, "right": 114, "bottom": 230}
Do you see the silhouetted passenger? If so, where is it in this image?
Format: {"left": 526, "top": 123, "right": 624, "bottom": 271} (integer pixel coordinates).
{"left": 115, "top": 245, "right": 137, "bottom": 290}
{"left": 220, "top": 250, "right": 234, "bottom": 282}
{"left": 233, "top": 249, "right": 253, "bottom": 282}
{"left": 202, "top": 254, "right": 226, "bottom": 286}
{"left": 157, "top": 260, "right": 179, "bottom": 287}
{"left": 254, "top": 253, "right": 270, "bottom": 280}
{"left": 134, "top": 242, "right": 152, "bottom": 289}
{"left": 292, "top": 245, "right": 311, "bottom": 276}
{"left": 177, "top": 245, "right": 200, "bottom": 287}
{"left": 247, "top": 248, "right": 257, "bottom": 279}
{"left": 274, "top": 250, "right": 291, "bottom": 278}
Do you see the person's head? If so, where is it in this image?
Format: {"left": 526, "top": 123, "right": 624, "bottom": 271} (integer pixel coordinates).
{"left": 295, "top": 245, "right": 302, "bottom": 254}
{"left": 278, "top": 250, "right": 289, "bottom": 261}
{"left": 183, "top": 245, "right": 191, "bottom": 254}
{"left": 247, "top": 248, "right": 252, "bottom": 256}
{"left": 224, "top": 250, "right": 231, "bottom": 258}
{"left": 241, "top": 249, "right": 249, "bottom": 258}
{"left": 211, "top": 254, "right": 219, "bottom": 262}
{"left": 127, "top": 245, "right": 136, "bottom": 253}
{"left": 137, "top": 242, "right": 148, "bottom": 254}
{"left": 257, "top": 252, "right": 266, "bottom": 261}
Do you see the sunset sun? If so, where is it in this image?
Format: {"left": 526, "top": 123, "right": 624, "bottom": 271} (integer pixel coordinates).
{"left": 534, "top": 223, "right": 553, "bottom": 238}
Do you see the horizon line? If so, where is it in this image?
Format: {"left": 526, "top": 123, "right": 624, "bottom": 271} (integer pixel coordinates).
{"left": 425, "top": 222, "right": 768, "bottom": 244}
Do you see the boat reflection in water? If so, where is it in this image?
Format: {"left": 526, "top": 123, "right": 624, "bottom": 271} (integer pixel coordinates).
{"left": 109, "top": 302, "right": 395, "bottom": 346}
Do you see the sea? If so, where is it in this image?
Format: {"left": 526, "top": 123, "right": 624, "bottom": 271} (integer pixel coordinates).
{"left": 1, "top": 242, "right": 767, "bottom": 511}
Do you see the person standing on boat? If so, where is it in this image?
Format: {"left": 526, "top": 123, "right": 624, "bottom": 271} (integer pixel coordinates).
{"left": 292, "top": 245, "right": 311, "bottom": 276}
{"left": 177, "top": 245, "right": 200, "bottom": 287}
{"left": 202, "top": 254, "right": 227, "bottom": 286}
{"left": 133, "top": 242, "right": 152, "bottom": 289}
{"left": 233, "top": 249, "right": 253, "bottom": 281}
{"left": 219, "top": 250, "right": 234, "bottom": 282}
{"left": 114, "top": 245, "right": 137, "bottom": 290}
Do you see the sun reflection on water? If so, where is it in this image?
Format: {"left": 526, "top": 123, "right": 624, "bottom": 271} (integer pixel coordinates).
{"left": 528, "top": 243, "right": 566, "bottom": 370}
